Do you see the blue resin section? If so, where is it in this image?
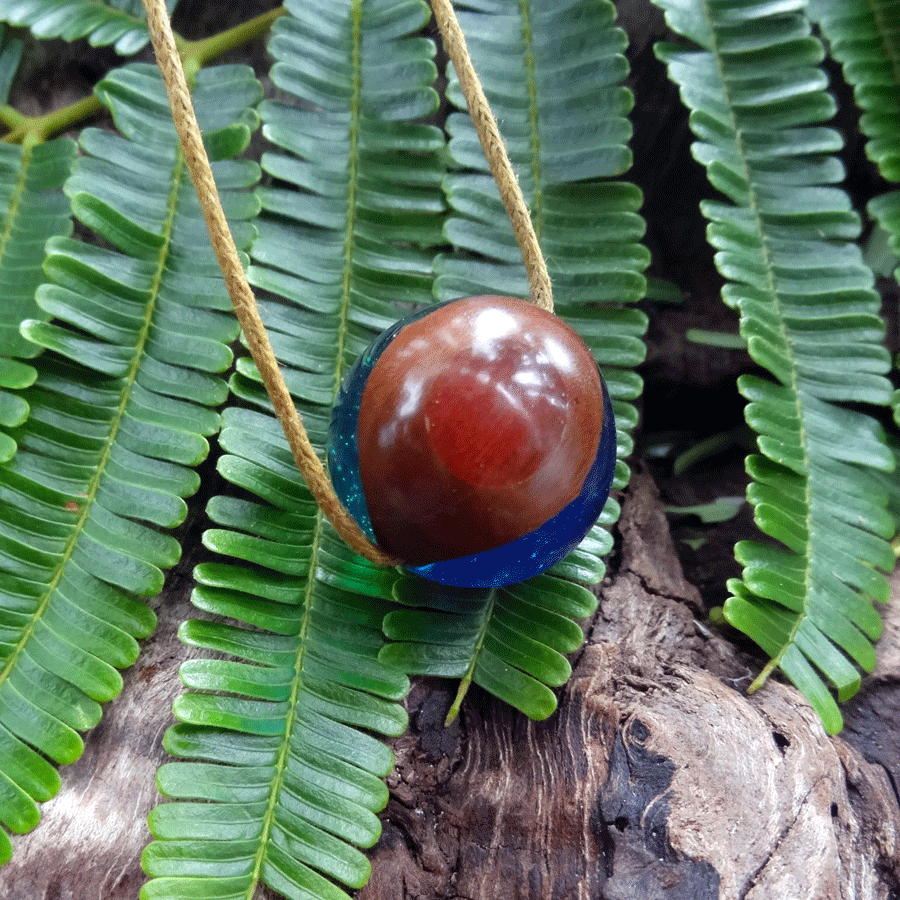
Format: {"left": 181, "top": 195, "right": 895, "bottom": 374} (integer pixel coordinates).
{"left": 328, "top": 301, "right": 618, "bottom": 588}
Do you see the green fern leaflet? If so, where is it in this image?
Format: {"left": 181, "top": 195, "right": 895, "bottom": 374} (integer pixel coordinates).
{"left": 0, "top": 0, "right": 179, "bottom": 54}
{"left": 809, "top": 0, "right": 900, "bottom": 183}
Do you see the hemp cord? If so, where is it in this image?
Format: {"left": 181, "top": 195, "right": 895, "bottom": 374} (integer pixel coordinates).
{"left": 141, "top": 0, "right": 397, "bottom": 567}
{"left": 429, "top": 0, "right": 554, "bottom": 313}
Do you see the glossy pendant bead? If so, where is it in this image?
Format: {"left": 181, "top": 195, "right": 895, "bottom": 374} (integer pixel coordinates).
{"left": 328, "top": 295, "right": 617, "bottom": 588}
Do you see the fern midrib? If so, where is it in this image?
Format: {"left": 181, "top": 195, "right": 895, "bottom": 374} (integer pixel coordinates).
{"left": 0, "top": 142, "right": 31, "bottom": 336}
{"left": 0, "top": 145, "right": 186, "bottom": 690}
{"left": 520, "top": 0, "right": 543, "bottom": 241}
{"left": 700, "top": 0, "right": 814, "bottom": 669}
{"left": 446, "top": 589, "right": 497, "bottom": 724}
{"left": 245, "top": 3, "right": 365, "bottom": 892}
{"left": 244, "top": 515, "right": 324, "bottom": 897}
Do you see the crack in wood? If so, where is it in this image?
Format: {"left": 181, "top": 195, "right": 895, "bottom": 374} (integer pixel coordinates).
{"left": 737, "top": 774, "right": 829, "bottom": 900}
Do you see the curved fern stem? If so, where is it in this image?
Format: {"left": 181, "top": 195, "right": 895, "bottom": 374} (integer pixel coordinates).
{"left": 0, "top": 8, "right": 284, "bottom": 146}
{"left": 1, "top": 95, "right": 102, "bottom": 146}
{"left": 141, "top": 0, "right": 396, "bottom": 568}
{"left": 179, "top": 7, "right": 287, "bottom": 75}
{"left": 445, "top": 589, "right": 498, "bottom": 725}
{"left": 430, "top": 0, "right": 553, "bottom": 312}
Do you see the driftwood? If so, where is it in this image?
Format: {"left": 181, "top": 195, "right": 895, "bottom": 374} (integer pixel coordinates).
{"left": 3, "top": 468, "right": 898, "bottom": 900}
{"left": 359, "top": 469, "right": 900, "bottom": 900}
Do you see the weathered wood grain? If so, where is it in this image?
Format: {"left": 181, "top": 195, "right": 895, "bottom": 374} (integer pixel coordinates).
{"left": 358, "top": 470, "right": 900, "bottom": 900}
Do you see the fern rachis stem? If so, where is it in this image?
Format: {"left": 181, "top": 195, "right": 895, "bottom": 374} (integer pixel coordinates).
{"left": 179, "top": 7, "right": 286, "bottom": 74}
{"left": 446, "top": 589, "right": 498, "bottom": 724}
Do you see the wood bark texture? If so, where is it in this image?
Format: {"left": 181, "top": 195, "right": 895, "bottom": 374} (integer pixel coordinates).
{"left": 358, "top": 469, "right": 900, "bottom": 900}
{"left": 3, "top": 469, "right": 898, "bottom": 900}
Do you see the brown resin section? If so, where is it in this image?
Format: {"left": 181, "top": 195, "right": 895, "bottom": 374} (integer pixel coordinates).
{"left": 356, "top": 296, "right": 604, "bottom": 564}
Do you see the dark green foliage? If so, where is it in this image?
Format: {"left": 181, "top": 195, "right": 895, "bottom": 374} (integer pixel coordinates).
{"left": 0, "top": 61, "right": 259, "bottom": 862}
{"left": 653, "top": 0, "right": 896, "bottom": 732}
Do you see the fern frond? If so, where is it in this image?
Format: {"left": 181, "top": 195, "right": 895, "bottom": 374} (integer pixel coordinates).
{"left": 0, "top": 0, "right": 177, "bottom": 55}
{"left": 0, "top": 30, "right": 74, "bottom": 462}
{"left": 436, "top": 0, "right": 647, "bottom": 493}
{"left": 143, "top": 3, "right": 442, "bottom": 898}
{"left": 653, "top": 0, "right": 896, "bottom": 732}
{"left": 379, "top": 0, "right": 644, "bottom": 720}
{"left": 0, "top": 62, "right": 259, "bottom": 864}
{"left": 382, "top": 567, "right": 601, "bottom": 721}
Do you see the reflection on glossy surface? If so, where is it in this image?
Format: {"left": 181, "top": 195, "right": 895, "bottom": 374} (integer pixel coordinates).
{"left": 357, "top": 295, "right": 603, "bottom": 563}
{"left": 328, "top": 295, "right": 617, "bottom": 586}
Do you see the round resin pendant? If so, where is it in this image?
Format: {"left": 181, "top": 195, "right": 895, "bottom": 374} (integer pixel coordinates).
{"left": 328, "top": 295, "right": 616, "bottom": 587}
